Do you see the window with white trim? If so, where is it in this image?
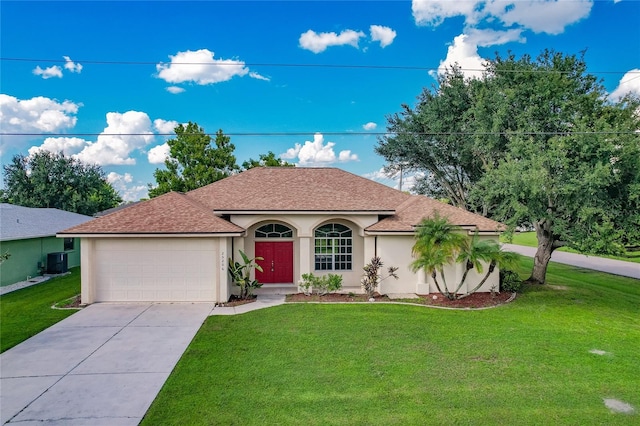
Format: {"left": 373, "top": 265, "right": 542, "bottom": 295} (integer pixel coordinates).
{"left": 255, "top": 223, "right": 293, "bottom": 238}
{"left": 314, "top": 223, "right": 352, "bottom": 271}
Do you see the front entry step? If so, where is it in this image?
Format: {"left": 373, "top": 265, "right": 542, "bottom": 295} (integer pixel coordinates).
{"left": 254, "top": 285, "right": 297, "bottom": 295}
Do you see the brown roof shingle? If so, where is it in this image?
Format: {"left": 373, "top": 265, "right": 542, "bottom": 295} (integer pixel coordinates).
{"left": 59, "top": 191, "right": 244, "bottom": 235}
{"left": 188, "top": 167, "right": 411, "bottom": 212}
{"left": 366, "top": 195, "right": 504, "bottom": 232}
{"left": 60, "top": 168, "right": 503, "bottom": 235}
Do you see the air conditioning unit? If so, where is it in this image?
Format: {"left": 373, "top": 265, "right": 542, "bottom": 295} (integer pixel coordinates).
{"left": 47, "top": 252, "right": 68, "bottom": 274}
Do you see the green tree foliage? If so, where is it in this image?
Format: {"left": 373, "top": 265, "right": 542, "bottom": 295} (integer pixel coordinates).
{"left": 2, "top": 151, "right": 121, "bottom": 216}
{"left": 411, "top": 216, "right": 517, "bottom": 300}
{"left": 381, "top": 49, "right": 640, "bottom": 284}
{"left": 148, "top": 122, "right": 239, "bottom": 197}
{"left": 470, "top": 51, "right": 640, "bottom": 283}
{"left": 242, "top": 151, "right": 294, "bottom": 169}
{"left": 376, "top": 66, "right": 484, "bottom": 211}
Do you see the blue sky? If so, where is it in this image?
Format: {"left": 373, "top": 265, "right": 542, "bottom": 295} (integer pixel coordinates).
{"left": 1, "top": 0, "right": 639, "bottom": 201}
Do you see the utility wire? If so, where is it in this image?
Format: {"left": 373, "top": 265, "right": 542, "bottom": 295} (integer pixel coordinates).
{"left": 1, "top": 57, "right": 638, "bottom": 76}
{"left": 1, "top": 131, "right": 638, "bottom": 137}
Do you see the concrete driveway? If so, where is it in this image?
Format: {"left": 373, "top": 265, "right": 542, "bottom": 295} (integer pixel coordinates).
{"left": 0, "top": 302, "right": 214, "bottom": 425}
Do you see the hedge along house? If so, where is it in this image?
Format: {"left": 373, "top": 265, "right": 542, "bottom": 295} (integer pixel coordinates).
{"left": 59, "top": 168, "right": 504, "bottom": 304}
{"left": 0, "top": 204, "right": 93, "bottom": 287}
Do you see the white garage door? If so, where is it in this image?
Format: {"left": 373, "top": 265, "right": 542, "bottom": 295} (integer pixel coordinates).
{"left": 94, "top": 238, "right": 218, "bottom": 302}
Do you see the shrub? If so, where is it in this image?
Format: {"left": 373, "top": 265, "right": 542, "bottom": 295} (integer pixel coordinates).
{"left": 300, "top": 273, "right": 343, "bottom": 296}
{"left": 500, "top": 269, "right": 522, "bottom": 292}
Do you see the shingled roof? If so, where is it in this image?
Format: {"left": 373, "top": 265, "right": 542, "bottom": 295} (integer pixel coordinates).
{"left": 366, "top": 195, "right": 504, "bottom": 233}
{"left": 0, "top": 204, "right": 93, "bottom": 241}
{"left": 59, "top": 167, "right": 503, "bottom": 235}
{"left": 58, "top": 191, "right": 244, "bottom": 235}
{"left": 188, "top": 167, "right": 411, "bottom": 212}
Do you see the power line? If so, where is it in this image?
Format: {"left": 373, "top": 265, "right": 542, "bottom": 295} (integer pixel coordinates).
{"left": 1, "top": 131, "right": 637, "bottom": 137}
{"left": 1, "top": 57, "right": 638, "bottom": 76}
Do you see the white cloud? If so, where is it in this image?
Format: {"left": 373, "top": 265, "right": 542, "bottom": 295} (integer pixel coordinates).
{"left": 364, "top": 167, "right": 424, "bottom": 192}
{"left": 249, "top": 71, "right": 270, "bottom": 81}
{"left": 156, "top": 49, "right": 257, "bottom": 85}
{"left": 434, "top": 29, "right": 524, "bottom": 79}
{"left": 153, "top": 119, "right": 178, "bottom": 135}
{"left": 412, "top": 0, "right": 481, "bottom": 27}
{"left": 0, "top": 94, "right": 80, "bottom": 134}
{"left": 412, "top": 0, "right": 592, "bottom": 35}
{"left": 63, "top": 56, "right": 83, "bottom": 73}
{"left": 496, "top": 0, "right": 593, "bottom": 35}
{"left": 370, "top": 25, "right": 397, "bottom": 48}
{"left": 28, "top": 137, "right": 88, "bottom": 157}
{"left": 33, "top": 65, "right": 63, "bottom": 79}
{"left": 166, "top": 86, "right": 186, "bottom": 94}
{"left": 610, "top": 69, "right": 640, "bottom": 101}
{"left": 363, "top": 122, "right": 377, "bottom": 131}
{"left": 74, "top": 111, "right": 154, "bottom": 165}
{"left": 107, "top": 171, "right": 133, "bottom": 184}
{"left": 467, "top": 28, "right": 525, "bottom": 47}
{"left": 107, "top": 172, "right": 147, "bottom": 202}
{"left": 147, "top": 142, "right": 170, "bottom": 164}
{"left": 281, "top": 133, "right": 358, "bottom": 166}
{"left": 434, "top": 34, "right": 486, "bottom": 79}
{"left": 299, "top": 29, "right": 366, "bottom": 53}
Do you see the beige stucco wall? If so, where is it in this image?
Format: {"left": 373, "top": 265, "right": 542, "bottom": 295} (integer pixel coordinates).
{"left": 228, "top": 215, "right": 501, "bottom": 296}
{"left": 375, "top": 233, "right": 500, "bottom": 295}
{"left": 230, "top": 214, "right": 379, "bottom": 290}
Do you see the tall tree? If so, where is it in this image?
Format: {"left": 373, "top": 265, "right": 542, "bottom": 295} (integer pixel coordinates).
{"left": 148, "top": 122, "right": 239, "bottom": 197}
{"left": 376, "top": 66, "right": 484, "bottom": 211}
{"left": 242, "top": 151, "right": 294, "bottom": 169}
{"left": 2, "top": 151, "right": 121, "bottom": 216}
{"left": 470, "top": 51, "right": 640, "bottom": 283}
{"left": 380, "top": 49, "right": 640, "bottom": 284}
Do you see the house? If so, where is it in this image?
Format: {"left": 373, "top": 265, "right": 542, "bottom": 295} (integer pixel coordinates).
{"left": 58, "top": 167, "right": 503, "bottom": 304}
{"left": 0, "top": 204, "right": 94, "bottom": 287}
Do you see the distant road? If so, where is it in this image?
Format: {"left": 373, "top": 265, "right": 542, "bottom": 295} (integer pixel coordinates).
{"left": 502, "top": 244, "right": 640, "bottom": 280}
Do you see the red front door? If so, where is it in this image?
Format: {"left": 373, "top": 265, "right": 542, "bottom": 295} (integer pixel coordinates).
{"left": 255, "top": 242, "right": 294, "bottom": 284}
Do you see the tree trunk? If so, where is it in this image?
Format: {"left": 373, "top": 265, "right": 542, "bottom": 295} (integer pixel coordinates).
{"left": 527, "top": 219, "right": 560, "bottom": 284}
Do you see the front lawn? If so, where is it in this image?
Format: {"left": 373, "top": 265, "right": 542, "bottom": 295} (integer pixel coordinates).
{"left": 142, "top": 259, "right": 640, "bottom": 425}
{"left": 0, "top": 268, "right": 81, "bottom": 353}
{"left": 503, "top": 231, "right": 640, "bottom": 264}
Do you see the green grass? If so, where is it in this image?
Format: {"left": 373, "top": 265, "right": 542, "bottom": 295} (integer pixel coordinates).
{"left": 0, "top": 268, "right": 81, "bottom": 353}
{"left": 503, "top": 232, "right": 640, "bottom": 264}
{"left": 142, "top": 259, "right": 640, "bottom": 425}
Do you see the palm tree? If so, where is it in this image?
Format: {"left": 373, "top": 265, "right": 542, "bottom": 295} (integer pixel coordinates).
{"left": 411, "top": 215, "right": 468, "bottom": 300}
{"left": 412, "top": 217, "right": 518, "bottom": 300}
{"left": 454, "top": 234, "right": 519, "bottom": 299}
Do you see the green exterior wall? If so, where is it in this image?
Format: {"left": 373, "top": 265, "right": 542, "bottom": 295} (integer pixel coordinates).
{"left": 0, "top": 237, "right": 81, "bottom": 286}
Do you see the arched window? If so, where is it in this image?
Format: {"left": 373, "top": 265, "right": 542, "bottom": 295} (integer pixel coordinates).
{"left": 255, "top": 223, "right": 293, "bottom": 238}
{"left": 314, "top": 223, "right": 352, "bottom": 270}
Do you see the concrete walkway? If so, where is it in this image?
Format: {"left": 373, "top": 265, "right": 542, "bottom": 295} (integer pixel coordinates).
{"left": 0, "top": 296, "right": 286, "bottom": 425}
{"left": 503, "top": 244, "right": 640, "bottom": 279}
{"left": 210, "top": 294, "right": 286, "bottom": 315}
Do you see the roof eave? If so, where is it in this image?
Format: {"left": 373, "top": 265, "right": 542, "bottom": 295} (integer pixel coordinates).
{"left": 56, "top": 232, "right": 244, "bottom": 238}
{"left": 365, "top": 230, "right": 415, "bottom": 236}
{"left": 218, "top": 210, "right": 395, "bottom": 215}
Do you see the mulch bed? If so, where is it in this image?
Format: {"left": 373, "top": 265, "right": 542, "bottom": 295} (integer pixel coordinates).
{"left": 286, "top": 291, "right": 515, "bottom": 309}
{"left": 217, "top": 295, "right": 258, "bottom": 307}
{"left": 54, "top": 294, "right": 83, "bottom": 309}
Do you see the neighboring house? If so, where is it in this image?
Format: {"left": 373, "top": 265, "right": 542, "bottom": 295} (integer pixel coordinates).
{"left": 0, "top": 204, "right": 94, "bottom": 287}
{"left": 59, "top": 168, "right": 503, "bottom": 304}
